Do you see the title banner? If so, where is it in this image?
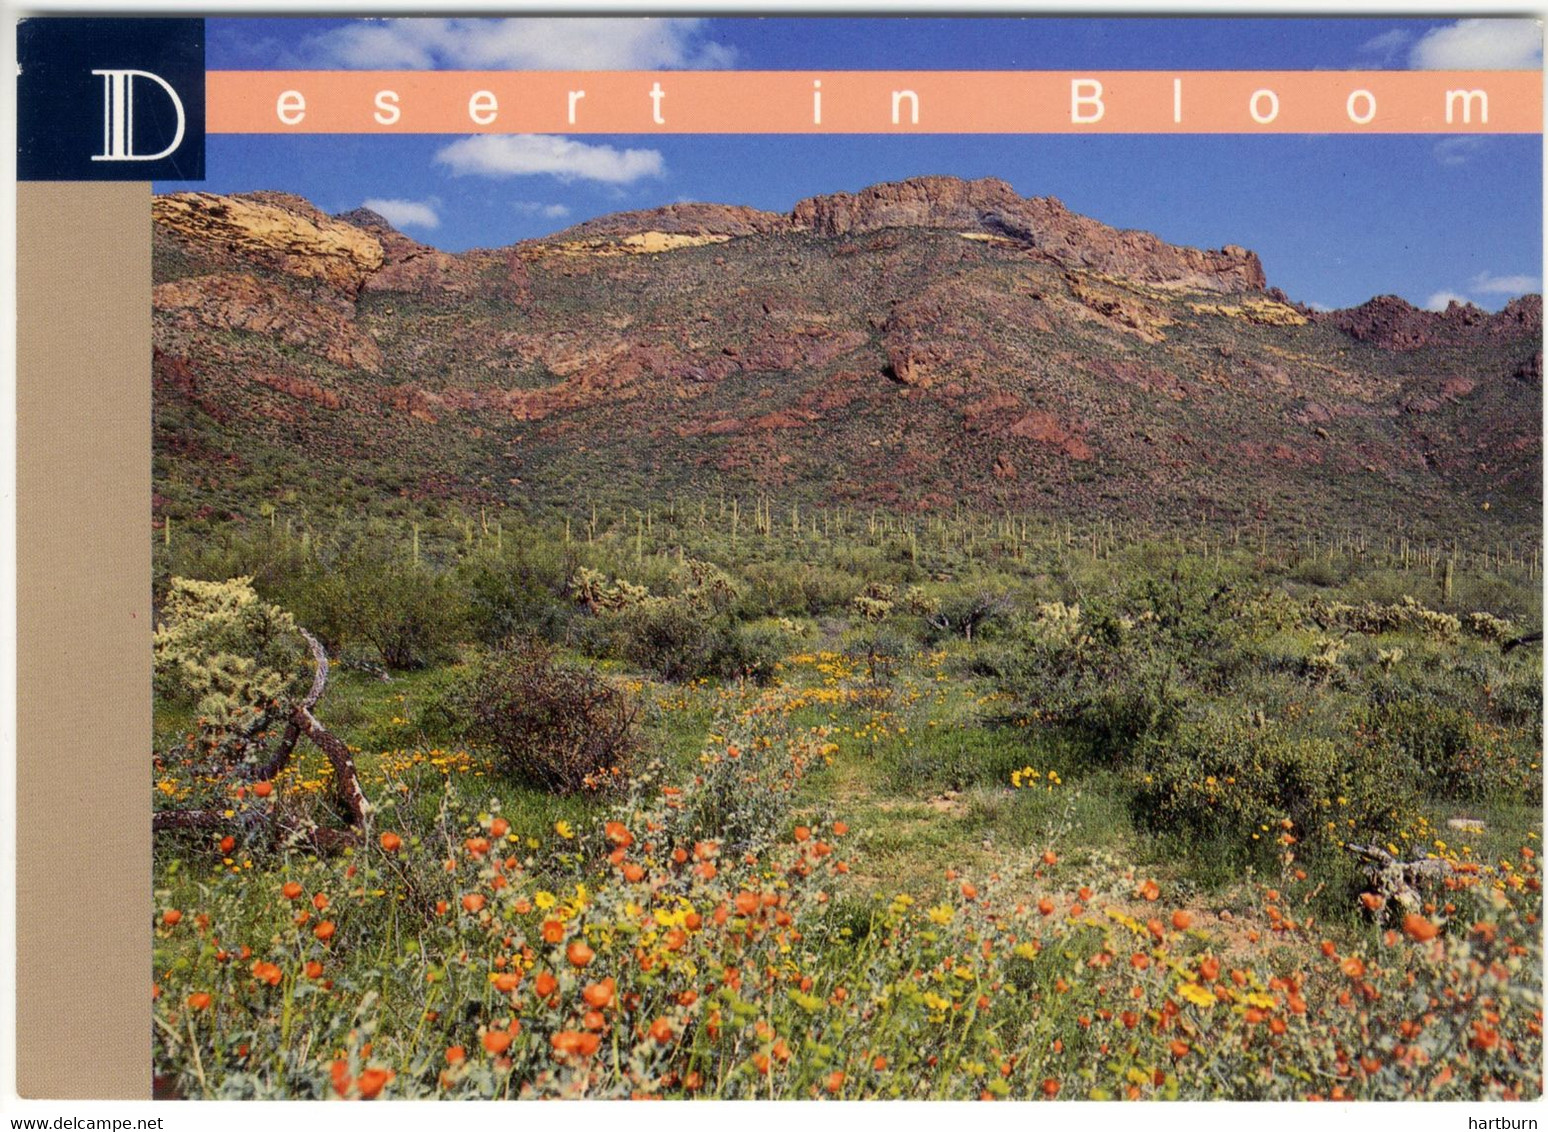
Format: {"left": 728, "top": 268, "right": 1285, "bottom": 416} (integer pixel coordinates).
{"left": 209, "top": 70, "right": 1542, "bottom": 135}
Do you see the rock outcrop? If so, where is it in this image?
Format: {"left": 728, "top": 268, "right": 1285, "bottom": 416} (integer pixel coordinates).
{"left": 790, "top": 177, "right": 1267, "bottom": 294}
{"left": 1317, "top": 294, "right": 1544, "bottom": 351}
{"left": 154, "top": 192, "right": 384, "bottom": 295}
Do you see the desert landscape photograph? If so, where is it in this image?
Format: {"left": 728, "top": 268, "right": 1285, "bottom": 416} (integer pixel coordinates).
{"left": 146, "top": 16, "right": 1543, "bottom": 1102}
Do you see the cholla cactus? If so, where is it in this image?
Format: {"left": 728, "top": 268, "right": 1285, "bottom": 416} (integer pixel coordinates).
{"left": 852, "top": 595, "right": 894, "bottom": 622}
{"left": 570, "top": 567, "right": 650, "bottom": 612}
{"left": 1320, "top": 596, "right": 1460, "bottom": 640}
{"left": 852, "top": 582, "right": 896, "bottom": 622}
{"left": 153, "top": 576, "right": 306, "bottom": 731}
{"left": 678, "top": 558, "right": 740, "bottom": 612}
{"left": 1032, "top": 601, "right": 1088, "bottom": 648}
{"left": 1466, "top": 611, "right": 1516, "bottom": 644}
{"left": 1304, "top": 636, "right": 1347, "bottom": 682}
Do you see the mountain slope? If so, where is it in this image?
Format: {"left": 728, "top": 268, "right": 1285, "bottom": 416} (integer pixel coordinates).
{"left": 151, "top": 177, "right": 1542, "bottom": 540}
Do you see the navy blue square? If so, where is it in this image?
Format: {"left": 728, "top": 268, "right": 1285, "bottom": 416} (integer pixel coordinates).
{"left": 18, "top": 17, "right": 204, "bottom": 181}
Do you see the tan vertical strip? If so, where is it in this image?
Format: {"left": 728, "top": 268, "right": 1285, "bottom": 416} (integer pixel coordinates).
{"left": 16, "top": 182, "right": 151, "bottom": 1098}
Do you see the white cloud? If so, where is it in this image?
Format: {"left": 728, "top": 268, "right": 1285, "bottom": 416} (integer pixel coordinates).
{"left": 301, "top": 17, "right": 734, "bottom": 70}
{"left": 1410, "top": 19, "right": 1542, "bottom": 69}
{"left": 1423, "top": 291, "right": 1472, "bottom": 311}
{"left": 1305, "top": 301, "right": 1335, "bottom": 313}
{"left": 362, "top": 197, "right": 440, "bottom": 230}
{"left": 436, "top": 135, "right": 663, "bottom": 185}
{"left": 1471, "top": 271, "right": 1541, "bottom": 295}
{"left": 1433, "top": 136, "right": 1488, "bottom": 166}
{"left": 1359, "top": 28, "right": 1412, "bottom": 63}
{"left": 513, "top": 201, "right": 572, "bottom": 220}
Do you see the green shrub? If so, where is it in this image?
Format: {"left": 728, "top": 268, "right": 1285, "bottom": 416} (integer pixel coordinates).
{"left": 307, "top": 554, "right": 468, "bottom": 670}
{"left": 612, "top": 597, "right": 719, "bottom": 681}
{"left": 468, "top": 642, "right": 640, "bottom": 794}
{"left": 458, "top": 550, "right": 573, "bottom": 646}
{"left": 712, "top": 620, "right": 791, "bottom": 684}
{"left": 1133, "top": 712, "right": 1413, "bottom": 863}
{"left": 1361, "top": 700, "right": 1539, "bottom": 803}
{"left": 991, "top": 604, "right": 1183, "bottom": 766}
{"left": 736, "top": 561, "right": 865, "bottom": 617}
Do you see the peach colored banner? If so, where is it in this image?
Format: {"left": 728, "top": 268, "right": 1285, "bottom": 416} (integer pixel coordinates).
{"left": 208, "top": 70, "right": 1542, "bottom": 134}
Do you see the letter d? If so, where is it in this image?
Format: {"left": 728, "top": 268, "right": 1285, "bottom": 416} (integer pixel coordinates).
{"left": 92, "top": 69, "right": 186, "bottom": 161}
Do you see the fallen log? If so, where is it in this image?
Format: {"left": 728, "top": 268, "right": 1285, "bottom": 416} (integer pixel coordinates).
{"left": 1344, "top": 842, "right": 1487, "bottom": 915}
{"left": 153, "top": 627, "right": 367, "bottom": 848}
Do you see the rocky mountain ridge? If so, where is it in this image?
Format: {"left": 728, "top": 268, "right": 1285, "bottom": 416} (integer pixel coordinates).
{"left": 150, "top": 176, "right": 1542, "bottom": 537}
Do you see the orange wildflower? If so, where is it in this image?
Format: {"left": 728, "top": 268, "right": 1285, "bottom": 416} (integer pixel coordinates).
{"left": 583, "top": 978, "right": 616, "bottom": 1009}
{"left": 461, "top": 893, "right": 486, "bottom": 914}
{"left": 566, "top": 939, "right": 595, "bottom": 968}
{"left": 379, "top": 832, "right": 402, "bottom": 852}
{"left": 357, "top": 1068, "right": 392, "bottom": 1100}
{"left": 483, "top": 1029, "right": 513, "bottom": 1055}
{"left": 1403, "top": 913, "right": 1440, "bottom": 942}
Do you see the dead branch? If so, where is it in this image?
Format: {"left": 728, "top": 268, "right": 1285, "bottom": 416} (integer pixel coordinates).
{"left": 1345, "top": 842, "right": 1486, "bottom": 915}
{"left": 153, "top": 626, "right": 367, "bottom": 849}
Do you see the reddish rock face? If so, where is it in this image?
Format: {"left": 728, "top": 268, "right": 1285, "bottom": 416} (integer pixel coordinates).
{"left": 153, "top": 272, "right": 383, "bottom": 371}
{"left": 790, "top": 176, "right": 1266, "bottom": 294}
{"left": 547, "top": 202, "right": 787, "bottom": 241}
{"left": 1316, "top": 294, "right": 1543, "bottom": 351}
{"left": 150, "top": 181, "right": 1541, "bottom": 532}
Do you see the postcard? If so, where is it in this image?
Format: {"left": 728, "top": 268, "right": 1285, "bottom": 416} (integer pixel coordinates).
{"left": 9, "top": 11, "right": 1545, "bottom": 1115}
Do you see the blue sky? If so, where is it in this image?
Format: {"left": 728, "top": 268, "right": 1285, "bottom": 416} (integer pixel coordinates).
{"left": 159, "top": 16, "right": 1544, "bottom": 312}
